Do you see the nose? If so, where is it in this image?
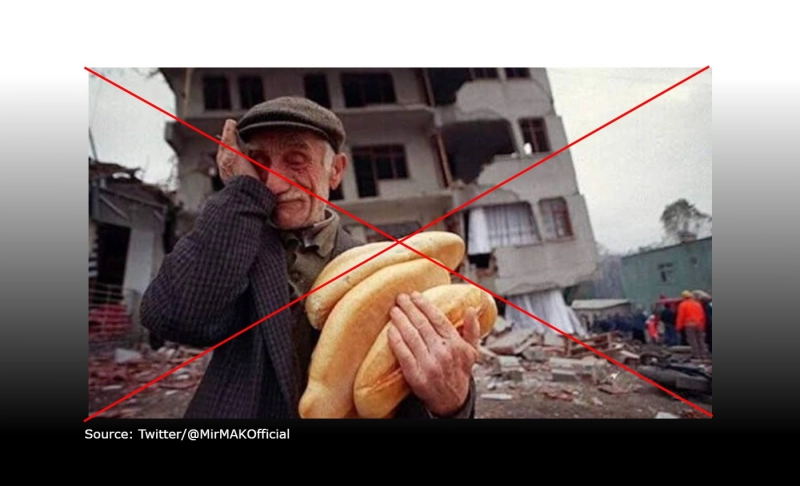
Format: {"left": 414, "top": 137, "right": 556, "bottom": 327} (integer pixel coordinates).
{"left": 266, "top": 165, "right": 293, "bottom": 195}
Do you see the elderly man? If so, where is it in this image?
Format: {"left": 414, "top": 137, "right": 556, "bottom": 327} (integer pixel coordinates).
{"left": 140, "top": 96, "right": 480, "bottom": 419}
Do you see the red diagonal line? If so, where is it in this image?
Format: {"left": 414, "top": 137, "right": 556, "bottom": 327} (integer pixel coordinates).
{"left": 85, "top": 66, "right": 710, "bottom": 421}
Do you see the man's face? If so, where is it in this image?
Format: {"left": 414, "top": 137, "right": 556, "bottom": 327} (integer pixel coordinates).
{"left": 243, "top": 128, "right": 347, "bottom": 229}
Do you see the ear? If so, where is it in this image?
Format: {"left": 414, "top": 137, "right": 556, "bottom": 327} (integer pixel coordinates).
{"left": 329, "top": 153, "right": 348, "bottom": 189}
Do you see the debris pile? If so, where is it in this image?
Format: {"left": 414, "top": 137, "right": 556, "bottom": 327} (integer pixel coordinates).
{"left": 88, "top": 344, "right": 209, "bottom": 418}
{"left": 476, "top": 319, "right": 711, "bottom": 417}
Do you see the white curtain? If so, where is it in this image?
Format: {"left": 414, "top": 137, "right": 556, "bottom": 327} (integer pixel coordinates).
{"left": 468, "top": 203, "right": 540, "bottom": 255}
{"left": 504, "top": 288, "right": 588, "bottom": 338}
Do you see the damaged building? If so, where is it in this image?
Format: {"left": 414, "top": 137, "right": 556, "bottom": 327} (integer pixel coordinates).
{"left": 89, "top": 158, "right": 177, "bottom": 347}
{"left": 158, "top": 68, "right": 599, "bottom": 339}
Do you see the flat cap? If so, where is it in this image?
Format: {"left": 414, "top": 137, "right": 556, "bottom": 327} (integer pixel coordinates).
{"left": 237, "top": 96, "right": 346, "bottom": 153}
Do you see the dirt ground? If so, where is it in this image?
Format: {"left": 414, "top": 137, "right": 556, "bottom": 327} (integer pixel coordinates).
{"left": 88, "top": 343, "right": 711, "bottom": 420}
{"left": 472, "top": 361, "right": 711, "bottom": 419}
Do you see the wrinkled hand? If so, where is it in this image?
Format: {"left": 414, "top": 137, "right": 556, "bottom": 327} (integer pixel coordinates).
{"left": 387, "top": 291, "right": 481, "bottom": 417}
{"left": 216, "top": 119, "right": 260, "bottom": 185}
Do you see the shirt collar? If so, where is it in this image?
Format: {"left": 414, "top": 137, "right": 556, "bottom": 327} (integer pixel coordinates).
{"left": 276, "top": 209, "right": 339, "bottom": 257}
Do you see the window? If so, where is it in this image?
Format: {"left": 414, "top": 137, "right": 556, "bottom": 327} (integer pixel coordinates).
{"left": 202, "top": 76, "right": 231, "bottom": 110}
{"left": 470, "top": 68, "right": 498, "bottom": 79}
{"left": 304, "top": 73, "right": 331, "bottom": 108}
{"left": 366, "top": 222, "right": 422, "bottom": 243}
{"left": 505, "top": 68, "right": 530, "bottom": 78}
{"left": 519, "top": 118, "right": 551, "bottom": 153}
{"left": 341, "top": 72, "right": 396, "bottom": 108}
{"left": 238, "top": 76, "right": 264, "bottom": 109}
{"left": 539, "top": 197, "right": 573, "bottom": 239}
{"left": 351, "top": 145, "right": 408, "bottom": 198}
{"left": 467, "top": 202, "right": 540, "bottom": 256}
{"left": 658, "top": 263, "right": 674, "bottom": 283}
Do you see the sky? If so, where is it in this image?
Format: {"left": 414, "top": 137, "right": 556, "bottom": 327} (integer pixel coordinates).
{"left": 87, "top": 68, "right": 711, "bottom": 255}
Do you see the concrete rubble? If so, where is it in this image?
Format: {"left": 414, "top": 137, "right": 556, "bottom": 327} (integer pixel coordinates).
{"left": 475, "top": 325, "right": 713, "bottom": 418}
{"left": 88, "top": 344, "right": 210, "bottom": 418}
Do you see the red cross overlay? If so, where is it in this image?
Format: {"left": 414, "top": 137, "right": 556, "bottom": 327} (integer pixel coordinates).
{"left": 84, "top": 66, "right": 712, "bottom": 421}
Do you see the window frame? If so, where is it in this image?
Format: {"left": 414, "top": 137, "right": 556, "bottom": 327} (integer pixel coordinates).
{"left": 237, "top": 75, "right": 265, "bottom": 110}
{"left": 350, "top": 144, "right": 409, "bottom": 198}
{"left": 340, "top": 72, "right": 397, "bottom": 108}
{"left": 539, "top": 197, "right": 574, "bottom": 239}
{"left": 202, "top": 75, "right": 232, "bottom": 111}
{"left": 519, "top": 117, "right": 551, "bottom": 153}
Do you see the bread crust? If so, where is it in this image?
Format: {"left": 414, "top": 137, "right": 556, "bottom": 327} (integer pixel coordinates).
{"left": 304, "top": 231, "right": 465, "bottom": 330}
{"left": 298, "top": 258, "right": 452, "bottom": 418}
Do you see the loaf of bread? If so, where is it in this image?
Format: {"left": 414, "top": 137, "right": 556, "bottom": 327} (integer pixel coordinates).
{"left": 298, "top": 257, "right": 452, "bottom": 418}
{"left": 304, "top": 231, "right": 465, "bottom": 330}
{"left": 352, "top": 283, "right": 497, "bottom": 419}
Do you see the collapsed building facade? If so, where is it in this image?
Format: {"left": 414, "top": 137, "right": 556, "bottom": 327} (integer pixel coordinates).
{"left": 159, "top": 68, "right": 599, "bottom": 338}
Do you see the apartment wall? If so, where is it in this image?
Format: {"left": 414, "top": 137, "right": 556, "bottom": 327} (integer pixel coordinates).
{"left": 491, "top": 193, "right": 598, "bottom": 296}
{"left": 339, "top": 121, "right": 443, "bottom": 201}
{"left": 436, "top": 69, "right": 557, "bottom": 152}
{"left": 178, "top": 68, "right": 427, "bottom": 119}
{"left": 458, "top": 151, "right": 599, "bottom": 297}
{"left": 621, "top": 238, "right": 712, "bottom": 310}
{"left": 167, "top": 68, "right": 434, "bottom": 212}
{"left": 162, "top": 68, "right": 599, "bottom": 298}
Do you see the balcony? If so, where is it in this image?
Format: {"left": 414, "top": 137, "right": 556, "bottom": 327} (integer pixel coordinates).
{"left": 332, "top": 104, "right": 436, "bottom": 131}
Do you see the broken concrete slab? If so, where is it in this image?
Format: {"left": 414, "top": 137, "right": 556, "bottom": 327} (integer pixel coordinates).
{"left": 492, "top": 356, "right": 524, "bottom": 382}
{"left": 598, "top": 384, "right": 628, "bottom": 395}
{"left": 549, "top": 357, "right": 587, "bottom": 369}
{"left": 504, "top": 370, "right": 524, "bottom": 382}
{"left": 618, "top": 350, "right": 641, "bottom": 366}
{"left": 481, "top": 393, "right": 513, "bottom": 400}
{"left": 549, "top": 357, "right": 608, "bottom": 377}
{"left": 477, "top": 346, "right": 499, "bottom": 367}
{"left": 492, "top": 316, "right": 512, "bottom": 334}
{"left": 521, "top": 347, "right": 549, "bottom": 363}
{"left": 486, "top": 328, "right": 538, "bottom": 355}
{"left": 497, "top": 355, "right": 522, "bottom": 368}
{"left": 543, "top": 332, "right": 566, "bottom": 347}
{"left": 551, "top": 370, "right": 579, "bottom": 383}
{"left": 114, "top": 348, "right": 142, "bottom": 364}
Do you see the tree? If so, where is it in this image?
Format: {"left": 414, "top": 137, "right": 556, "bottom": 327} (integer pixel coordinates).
{"left": 660, "top": 199, "right": 712, "bottom": 242}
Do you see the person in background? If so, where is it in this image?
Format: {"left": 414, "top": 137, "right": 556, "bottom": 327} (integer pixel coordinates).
{"left": 645, "top": 312, "right": 660, "bottom": 344}
{"left": 631, "top": 311, "right": 647, "bottom": 343}
{"left": 659, "top": 302, "right": 678, "bottom": 346}
{"left": 694, "top": 290, "right": 712, "bottom": 355}
{"left": 676, "top": 290, "right": 708, "bottom": 359}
